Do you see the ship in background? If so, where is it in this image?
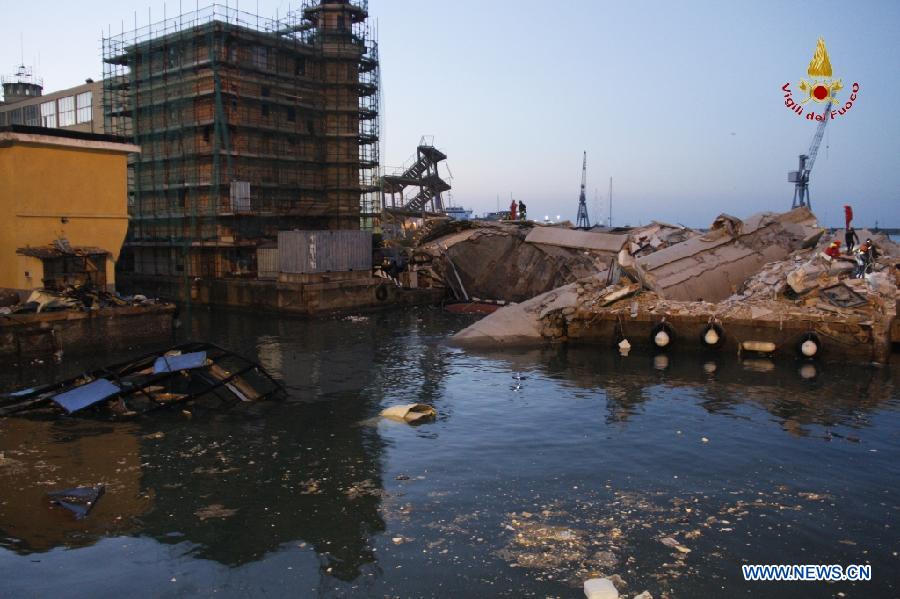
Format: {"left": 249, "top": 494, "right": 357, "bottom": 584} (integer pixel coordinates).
{"left": 445, "top": 206, "right": 473, "bottom": 221}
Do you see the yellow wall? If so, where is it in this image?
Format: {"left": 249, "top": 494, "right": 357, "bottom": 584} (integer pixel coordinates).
{"left": 0, "top": 138, "right": 134, "bottom": 292}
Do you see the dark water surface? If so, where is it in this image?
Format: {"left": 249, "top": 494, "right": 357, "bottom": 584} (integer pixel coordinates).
{"left": 1, "top": 307, "right": 899, "bottom": 598}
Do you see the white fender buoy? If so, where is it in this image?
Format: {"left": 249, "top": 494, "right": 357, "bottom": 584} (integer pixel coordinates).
{"left": 654, "top": 330, "right": 670, "bottom": 348}
{"left": 742, "top": 341, "right": 777, "bottom": 354}
{"left": 703, "top": 327, "right": 720, "bottom": 346}
{"left": 800, "top": 339, "right": 818, "bottom": 357}
{"left": 618, "top": 338, "right": 631, "bottom": 356}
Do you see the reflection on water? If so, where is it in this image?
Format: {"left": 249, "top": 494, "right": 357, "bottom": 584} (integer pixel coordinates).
{"left": 1, "top": 307, "right": 899, "bottom": 597}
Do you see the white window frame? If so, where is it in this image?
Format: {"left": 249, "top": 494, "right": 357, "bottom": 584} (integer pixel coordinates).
{"left": 58, "top": 96, "right": 75, "bottom": 127}
{"left": 41, "top": 101, "right": 57, "bottom": 127}
{"left": 76, "top": 91, "right": 92, "bottom": 124}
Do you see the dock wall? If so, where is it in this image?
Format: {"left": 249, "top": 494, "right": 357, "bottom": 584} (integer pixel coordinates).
{"left": 1, "top": 304, "right": 175, "bottom": 361}
{"left": 118, "top": 274, "right": 443, "bottom": 314}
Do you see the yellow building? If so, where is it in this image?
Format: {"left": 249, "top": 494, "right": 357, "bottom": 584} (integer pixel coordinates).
{"left": 0, "top": 126, "right": 139, "bottom": 294}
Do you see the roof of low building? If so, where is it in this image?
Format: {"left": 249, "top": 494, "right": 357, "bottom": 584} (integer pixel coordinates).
{"left": 0, "top": 125, "right": 139, "bottom": 153}
{"left": 17, "top": 246, "right": 110, "bottom": 259}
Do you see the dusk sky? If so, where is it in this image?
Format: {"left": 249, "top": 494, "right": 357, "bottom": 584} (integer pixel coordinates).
{"left": 2, "top": 0, "right": 897, "bottom": 227}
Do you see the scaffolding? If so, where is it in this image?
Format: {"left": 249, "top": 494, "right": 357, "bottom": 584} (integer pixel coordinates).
{"left": 102, "top": 1, "right": 380, "bottom": 281}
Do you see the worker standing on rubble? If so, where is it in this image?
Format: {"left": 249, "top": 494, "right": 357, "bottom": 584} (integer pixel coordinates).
{"left": 825, "top": 240, "right": 842, "bottom": 259}
{"left": 509, "top": 199, "right": 517, "bottom": 221}
{"left": 518, "top": 200, "right": 527, "bottom": 221}
{"left": 854, "top": 242, "right": 871, "bottom": 278}
{"left": 866, "top": 238, "right": 880, "bottom": 262}
{"left": 845, "top": 227, "right": 859, "bottom": 255}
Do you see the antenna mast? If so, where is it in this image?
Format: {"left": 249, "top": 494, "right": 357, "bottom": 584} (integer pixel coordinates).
{"left": 575, "top": 151, "right": 590, "bottom": 228}
{"left": 608, "top": 177, "right": 613, "bottom": 227}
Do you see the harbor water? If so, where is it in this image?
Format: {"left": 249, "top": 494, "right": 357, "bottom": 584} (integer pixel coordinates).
{"left": 1, "top": 307, "right": 898, "bottom": 597}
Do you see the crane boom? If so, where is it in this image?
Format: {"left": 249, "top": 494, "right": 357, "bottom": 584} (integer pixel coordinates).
{"left": 805, "top": 100, "right": 832, "bottom": 176}
{"left": 789, "top": 100, "right": 832, "bottom": 210}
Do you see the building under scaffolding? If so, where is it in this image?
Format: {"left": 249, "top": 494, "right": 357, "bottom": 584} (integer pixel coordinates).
{"left": 102, "top": 1, "right": 379, "bottom": 281}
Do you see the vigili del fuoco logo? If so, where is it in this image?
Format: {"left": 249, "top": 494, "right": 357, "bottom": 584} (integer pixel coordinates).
{"left": 781, "top": 38, "right": 859, "bottom": 121}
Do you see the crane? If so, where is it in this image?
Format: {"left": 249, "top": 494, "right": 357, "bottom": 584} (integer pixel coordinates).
{"left": 576, "top": 151, "right": 590, "bottom": 228}
{"left": 789, "top": 100, "right": 832, "bottom": 210}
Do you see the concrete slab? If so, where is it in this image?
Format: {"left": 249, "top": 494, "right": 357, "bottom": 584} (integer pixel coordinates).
{"left": 628, "top": 207, "right": 821, "bottom": 302}
{"left": 525, "top": 227, "right": 628, "bottom": 253}
{"left": 453, "top": 283, "right": 578, "bottom": 347}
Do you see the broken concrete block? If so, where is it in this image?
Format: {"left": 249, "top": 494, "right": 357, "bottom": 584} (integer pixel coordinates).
{"left": 786, "top": 257, "right": 829, "bottom": 295}
{"left": 866, "top": 272, "right": 897, "bottom": 299}
{"left": 599, "top": 283, "right": 641, "bottom": 307}
{"left": 749, "top": 306, "right": 773, "bottom": 320}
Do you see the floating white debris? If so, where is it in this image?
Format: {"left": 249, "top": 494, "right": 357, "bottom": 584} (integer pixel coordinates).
{"left": 584, "top": 577, "right": 619, "bottom": 599}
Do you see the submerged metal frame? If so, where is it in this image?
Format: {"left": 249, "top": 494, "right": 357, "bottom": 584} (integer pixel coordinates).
{"left": 0, "top": 342, "right": 285, "bottom": 417}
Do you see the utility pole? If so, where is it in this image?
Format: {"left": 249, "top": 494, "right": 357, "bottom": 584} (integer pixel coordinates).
{"left": 608, "top": 176, "right": 613, "bottom": 227}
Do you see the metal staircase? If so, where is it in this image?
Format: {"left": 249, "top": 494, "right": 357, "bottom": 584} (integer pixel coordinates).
{"left": 383, "top": 139, "right": 451, "bottom": 213}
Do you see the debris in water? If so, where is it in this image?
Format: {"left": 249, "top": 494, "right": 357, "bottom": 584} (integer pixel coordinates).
{"left": 659, "top": 536, "right": 692, "bottom": 553}
{"left": 47, "top": 485, "right": 105, "bottom": 520}
{"left": 0, "top": 342, "right": 284, "bottom": 418}
{"left": 380, "top": 403, "right": 437, "bottom": 424}
{"left": 345, "top": 479, "right": 384, "bottom": 500}
{"left": 797, "top": 492, "right": 829, "bottom": 501}
{"left": 583, "top": 577, "right": 619, "bottom": 599}
{"left": 194, "top": 504, "right": 238, "bottom": 521}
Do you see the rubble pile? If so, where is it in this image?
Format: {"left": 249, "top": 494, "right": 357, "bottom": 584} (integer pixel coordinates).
{"left": 626, "top": 221, "right": 697, "bottom": 257}
{"left": 453, "top": 207, "right": 900, "bottom": 363}
{"left": 733, "top": 230, "right": 899, "bottom": 302}
{"left": 0, "top": 285, "right": 163, "bottom": 315}
{"left": 571, "top": 234, "right": 896, "bottom": 339}
{"left": 618, "top": 208, "right": 822, "bottom": 302}
{"left": 414, "top": 220, "right": 696, "bottom": 303}
{"left": 414, "top": 222, "right": 608, "bottom": 302}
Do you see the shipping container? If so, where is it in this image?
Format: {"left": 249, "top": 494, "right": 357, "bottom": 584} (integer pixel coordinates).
{"left": 278, "top": 230, "right": 372, "bottom": 274}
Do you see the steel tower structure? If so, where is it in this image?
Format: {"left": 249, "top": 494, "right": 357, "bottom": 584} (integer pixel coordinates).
{"left": 575, "top": 151, "right": 590, "bottom": 228}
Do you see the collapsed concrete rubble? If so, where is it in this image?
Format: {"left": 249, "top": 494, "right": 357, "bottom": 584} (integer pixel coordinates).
{"left": 410, "top": 218, "right": 695, "bottom": 303}
{"left": 619, "top": 208, "right": 822, "bottom": 302}
{"left": 454, "top": 208, "right": 900, "bottom": 363}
